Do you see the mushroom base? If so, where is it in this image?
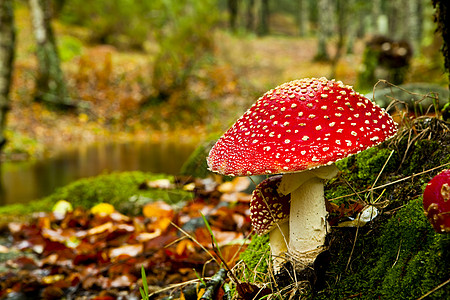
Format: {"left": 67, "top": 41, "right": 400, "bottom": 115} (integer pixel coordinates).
{"left": 268, "top": 222, "right": 289, "bottom": 273}
{"left": 289, "top": 176, "right": 328, "bottom": 254}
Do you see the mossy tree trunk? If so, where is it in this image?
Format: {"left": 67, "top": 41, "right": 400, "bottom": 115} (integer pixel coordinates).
{"left": 29, "top": 0, "right": 71, "bottom": 108}
{"left": 433, "top": 0, "right": 450, "bottom": 101}
{"left": 0, "top": 0, "right": 15, "bottom": 153}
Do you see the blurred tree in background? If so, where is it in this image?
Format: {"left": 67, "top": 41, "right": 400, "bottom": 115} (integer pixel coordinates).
{"left": 29, "top": 0, "right": 72, "bottom": 107}
{"left": 0, "top": 0, "right": 15, "bottom": 152}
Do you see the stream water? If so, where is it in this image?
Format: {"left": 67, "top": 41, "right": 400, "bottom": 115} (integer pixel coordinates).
{"left": 0, "top": 140, "right": 198, "bottom": 205}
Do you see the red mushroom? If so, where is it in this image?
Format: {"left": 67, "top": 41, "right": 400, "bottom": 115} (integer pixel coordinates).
{"left": 250, "top": 175, "right": 290, "bottom": 270}
{"left": 423, "top": 169, "right": 450, "bottom": 233}
{"left": 207, "top": 77, "right": 397, "bottom": 267}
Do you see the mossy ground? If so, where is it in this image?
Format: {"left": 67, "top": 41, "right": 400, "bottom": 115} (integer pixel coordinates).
{"left": 238, "top": 116, "right": 450, "bottom": 299}
{"left": 0, "top": 171, "right": 192, "bottom": 217}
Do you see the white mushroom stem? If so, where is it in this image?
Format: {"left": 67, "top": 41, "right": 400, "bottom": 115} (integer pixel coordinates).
{"left": 268, "top": 221, "right": 289, "bottom": 272}
{"left": 278, "top": 164, "right": 339, "bottom": 266}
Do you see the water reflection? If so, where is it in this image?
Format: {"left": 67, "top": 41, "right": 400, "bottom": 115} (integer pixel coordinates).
{"left": 1, "top": 140, "right": 197, "bottom": 205}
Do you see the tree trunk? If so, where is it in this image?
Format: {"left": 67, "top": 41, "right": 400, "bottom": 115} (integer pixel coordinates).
{"left": 297, "top": 0, "right": 308, "bottom": 37}
{"left": 227, "top": 0, "right": 238, "bottom": 32}
{"left": 29, "top": 0, "right": 71, "bottom": 108}
{"left": 258, "top": 0, "right": 270, "bottom": 36}
{"left": 370, "top": 0, "right": 381, "bottom": 35}
{"left": 432, "top": 0, "right": 450, "bottom": 112}
{"left": 0, "top": 0, "right": 15, "bottom": 152}
{"left": 315, "top": 0, "right": 332, "bottom": 61}
{"left": 330, "top": 0, "right": 350, "bottom": 78}
{"left": 246, "top": 0, "right": 255, "bottom": 32}
{"left": 407, "top": 0, "right": 423, "bottom": 56}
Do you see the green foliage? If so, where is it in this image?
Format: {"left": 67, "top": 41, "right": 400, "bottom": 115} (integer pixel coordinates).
{"left": 151, "top": 0, "right": 219, "bottom": 101}
{"left": 3, "top": 130, "right": 45, "bottom": 159}
{"left": 140, "top": 266, "right": 150, "bottom": 300}
{"left": 57, "top": 35, "right": 83, "bottom": 62}
{"left": 60, "top": 0, "right": 153, "bottom": 49}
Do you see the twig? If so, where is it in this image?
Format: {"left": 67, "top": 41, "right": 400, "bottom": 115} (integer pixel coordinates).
{"left": 149, "top": 278, "right": 209, "bottom": 297}
{"left": 200, "top": 268, "right": 227, "bottom": 300}
{"left": 416, "top": 277, "right": 450, "bottom": 300}
{"left": 369, "top": 150, "right": 394, "bottom": 203}
{"left": 345, "top": 215, "right": 360, "bottom": 272}
{"left": 391, "top": 240, "right": 402, "bottom": 268}
{"left": 329, "top": 162, "right": 450, "bottom": 203}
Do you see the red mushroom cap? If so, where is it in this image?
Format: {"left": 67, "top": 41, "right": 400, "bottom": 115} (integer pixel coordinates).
{"left": 423, "top": 169, "right": 450, "bottom": 233}
{"left": 207, "top": 77, "right": 397, "bottom": 176}
{"left": 250, "top": 175, "right": 290, "bottom": 235}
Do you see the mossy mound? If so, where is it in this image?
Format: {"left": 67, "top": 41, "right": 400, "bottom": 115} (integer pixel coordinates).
{"left": 180, "top": 139, "right": 217, "bottom": 179}
{"left": 238, "top": 116, "right": 450, "bottom": 299}
{"left": 0, "top": 171, "right": 193, "bottom": 216}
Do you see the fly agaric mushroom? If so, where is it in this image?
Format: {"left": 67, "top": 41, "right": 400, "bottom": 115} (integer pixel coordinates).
{"left": 423, "top": 169, "right": 450, "bottom": 233}
{"left": 207, "top": 77, "right": 397, "bottom": 268}
{"left": 250, "top": 175, "right": 290, "bottom": 271}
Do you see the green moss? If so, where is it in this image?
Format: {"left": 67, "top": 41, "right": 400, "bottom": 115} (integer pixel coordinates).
{"left": 238, "top": 234, "right": 270, "bottom": 283}
{"left": 0, "top": 171, "right": 193, "bottom": 216}
{"left": 319, "top": 199, "right": 450, "bottom": 300}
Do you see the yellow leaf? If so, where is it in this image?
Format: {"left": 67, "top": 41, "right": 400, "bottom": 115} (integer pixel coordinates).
{"left": 142, "top": 201, "right": 173, "bottom": 219}
{"left": 90, "top": 203, "right": 115, "bottom": 215}
{"left": 52, "top": 200, "right": 73, "bottom": 217}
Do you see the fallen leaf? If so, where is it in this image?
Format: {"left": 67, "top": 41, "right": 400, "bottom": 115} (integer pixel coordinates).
{"left": 90, "top": 203, "right": 115, "bottom": 215}
{"left": 142, "top": 201, "right": 174, "bottom": 219}
{"left": 218, "top": 177, "right": 250, "bottom": 193}
{"left": 87, "top": 222, "right": 114, "bottom": 236}
{"left": 109, "top": 244, "right": 143, "bottom": 259}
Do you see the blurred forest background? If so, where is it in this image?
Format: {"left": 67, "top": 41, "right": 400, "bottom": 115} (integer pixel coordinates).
{"left": 0, "top": 0, "right": 448, "bottom": 202}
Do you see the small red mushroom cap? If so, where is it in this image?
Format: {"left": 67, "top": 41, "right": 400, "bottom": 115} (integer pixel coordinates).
{"left": 250, "top": 175, "right": 290, "bottom": 235}
{"left": 423, "top": 169, "right": 450, "bottom": 233}
{"left": 207, "top": 77, "right": 397, "bottom": 176}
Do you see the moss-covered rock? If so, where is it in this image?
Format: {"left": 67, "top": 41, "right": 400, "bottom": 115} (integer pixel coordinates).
{"left": 180, "top": 139, "right": 216, "bottom": 179}
{"left": 0, "top": 171, "right": 193, "bottom": 216}
{"left": 238, "top": 116, "right": 450, "bottom": 299}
